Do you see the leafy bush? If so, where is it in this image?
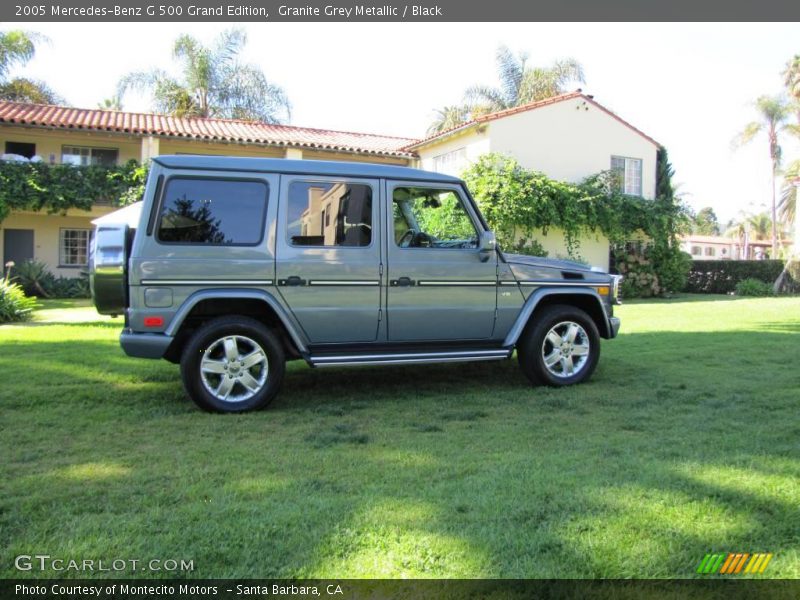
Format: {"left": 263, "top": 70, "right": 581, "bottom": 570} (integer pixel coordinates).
{"left": 508, "top": 238, "right": 549, "bottom": 257}
{"left": 616, "top": 253, "right": 660, "bottom": 298}
{"left": 12, "top": 260, "right": 90, "bottom": 299}
{"left": 684, "top": 260, "right": 785, "bottom": 294}
{"left": 13, "top": 259, "right": 54, "bottom": 297}
{"left": 50, "top": 274, "right": 91, "bottom": 299}
{"left": 0, "top": 274, "right": 37, "bottom": 322}
{"left": 464, "top": 152, "right": 688, "bottom": 257}
{"left": 648, "top": 245, "right": 692, "bottom": 293}
{"left": 735, "top": 278, "right": 774, "bottom": 297}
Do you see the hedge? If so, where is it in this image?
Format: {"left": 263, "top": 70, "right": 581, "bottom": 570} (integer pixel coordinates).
{"left": 684, "top": 260, "right": 785, "bottom": 294}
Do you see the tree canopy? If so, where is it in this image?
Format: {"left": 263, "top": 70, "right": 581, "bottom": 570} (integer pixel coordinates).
{"left": 427, "top": 46, "right": 585, "bottom": 134}
{"left": 0, "top": 30, "right": 64, "bottom": 104}
{"left": 117, "top": 28, "right": 290, "bottom": 123}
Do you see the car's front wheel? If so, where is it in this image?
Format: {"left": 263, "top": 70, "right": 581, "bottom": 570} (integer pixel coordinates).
{"left": 180, "top": 316, "right": 285, "bottom": 412}
{"left": 517, "top": 304, "right": 601, "bottom": 387}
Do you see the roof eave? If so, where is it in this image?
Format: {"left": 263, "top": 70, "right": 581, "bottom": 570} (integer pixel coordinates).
{"left": 0, "top": 118, "right": 417, "bottom": 159}
{"left": 403, "top": 122, "right": 481, "bottom": 151}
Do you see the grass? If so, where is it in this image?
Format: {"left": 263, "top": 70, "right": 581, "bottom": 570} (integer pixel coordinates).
{"left": 1, "top": 295, "right": 799, "bottom": 579}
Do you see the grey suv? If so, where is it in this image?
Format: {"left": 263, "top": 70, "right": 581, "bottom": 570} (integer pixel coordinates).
{"left": 90, "top": 156, "right": 621, "bottom": 412}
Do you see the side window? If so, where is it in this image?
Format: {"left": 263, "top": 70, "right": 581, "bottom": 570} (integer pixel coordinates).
{"left": 392, "top": 187, "right": 478, "bottom": 249}
{"left": 157, "top": 178, "right": 268, "bottom": 245}
{"left": 287, "top": 181, "right": 372, "bottom": 247}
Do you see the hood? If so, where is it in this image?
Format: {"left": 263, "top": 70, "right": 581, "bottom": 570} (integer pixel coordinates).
{"left": 502, "top": 252, "right": 596, "bottom": 273}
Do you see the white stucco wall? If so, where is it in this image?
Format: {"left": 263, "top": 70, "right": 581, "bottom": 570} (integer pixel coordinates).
{"left": 416, "top": 130, "right": 491, "bottom": 175}
{"left": 486, "top": 96, "right": 658, "bottom": 199}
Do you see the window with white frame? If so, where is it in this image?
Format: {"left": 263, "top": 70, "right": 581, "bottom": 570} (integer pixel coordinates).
{"left": 59, "top": 229, "right": 90, "bottom": 266}
{"left": 61, "top": 145, "right": 119, "bottom": 167}
{"left": 432, "top": 148, "right": 467, "bottom": 175}
{"left": 611, "top": 156, "right": 643, "bottom": 196}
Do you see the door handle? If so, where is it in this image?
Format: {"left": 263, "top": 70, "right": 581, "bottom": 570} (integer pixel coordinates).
{"left": 278, "top": 276, "right": 307, "bottom": 286}
{"left": 390, "top": 277, "right": 416, "bottom": 287}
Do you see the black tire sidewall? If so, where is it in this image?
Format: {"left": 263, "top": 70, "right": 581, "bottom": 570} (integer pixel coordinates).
{"left": 180, "top": 316, "right": 285, "bottom": 412}
{"left": 518, "top": 305, "right": 601, "bottom": 387}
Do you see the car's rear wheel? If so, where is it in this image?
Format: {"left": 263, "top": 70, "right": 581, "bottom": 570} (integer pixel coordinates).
{"left": 517, "top": 304, "right": 600, "bottom": 387}
{"left": 180, "top": 316, "right": 285, "bottom": 412}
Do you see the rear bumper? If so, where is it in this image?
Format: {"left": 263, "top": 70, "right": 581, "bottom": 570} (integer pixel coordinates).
{"left": 608, "top": 317, "right": 621, "bottom": 339}
{"left": 120, "top": 329, "right": 173, "bottom": 359}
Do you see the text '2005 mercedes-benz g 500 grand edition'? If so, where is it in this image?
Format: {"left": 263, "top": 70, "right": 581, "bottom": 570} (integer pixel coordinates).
{"left": 90, "top": 156, "right": 621, "bottom": 412}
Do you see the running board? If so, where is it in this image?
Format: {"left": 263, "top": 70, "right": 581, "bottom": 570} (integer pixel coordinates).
{"left": 308, "top": 348, "right": 512, "bottom": 368}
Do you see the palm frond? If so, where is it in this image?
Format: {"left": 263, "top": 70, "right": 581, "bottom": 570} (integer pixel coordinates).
{"left": 463, "top": 84, "right": 507, "bottom": 113}
{"left": 495, "top": 45, "right": 526, "bottom": 107}
{"left": 731, "top": 121, "right": 762, "bottom": 149}
{"left": 0, "top": 30, "right": 40, "bottom": 79}
{"left": 426, "top": 105, "right": 469, "bottom": 135}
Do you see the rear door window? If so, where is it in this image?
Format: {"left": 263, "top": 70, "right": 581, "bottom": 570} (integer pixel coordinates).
{"left": 156, "top": 178, "right": 268, "bottom": 245}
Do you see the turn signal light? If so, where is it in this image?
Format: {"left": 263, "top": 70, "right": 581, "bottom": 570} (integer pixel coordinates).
{"left": 593, "top": 286, "right": 609, "bottom": 296}
{"left": 144, "top": 316, "right": 164, "bottom": 327}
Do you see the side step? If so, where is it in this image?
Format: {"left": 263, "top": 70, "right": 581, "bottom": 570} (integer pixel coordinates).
{"left": 308, "top": 348, "right": 512, "bottom": 368}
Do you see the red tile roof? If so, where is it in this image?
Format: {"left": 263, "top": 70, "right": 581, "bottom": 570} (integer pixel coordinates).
{"left": 406, "top": 90, "right": 661, "bottom": 149}
{"left": 0, "top": 101, "right": 418, "bottom": 158}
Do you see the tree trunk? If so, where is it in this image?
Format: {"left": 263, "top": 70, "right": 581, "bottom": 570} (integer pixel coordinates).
{"left": 770, "top": 169, "right": 778, "bottom": 257}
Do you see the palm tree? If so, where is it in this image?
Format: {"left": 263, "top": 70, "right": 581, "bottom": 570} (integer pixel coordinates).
{"left": 98, "top": 97, "right": 122, "bottom": 110}
{"left": 427, "top": 105, "right": 470, "bottom": 135}
{"left": 464, "top": 46, "right": 584, "bottom": 114}
{"left": 778, "top": 160, "right": 799, "bottom": 227}
{"left": 0, "top": 30, "right": 37, "bottom": 80}
{"left": 0, "top": 30, "right": 62, "bottom": 104}
{"left": 784, "top": 55, "right": 800, "bottom": 105}
{"left": 733, "top": 95, "right": 791, "bottom": 255}
{"left": 117, "top": 28, "right": 290, "bottom": 124}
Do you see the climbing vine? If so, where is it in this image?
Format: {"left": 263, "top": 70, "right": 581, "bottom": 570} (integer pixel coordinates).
{"left": 0, "top": 160, "right": 148, "bottom": 223}
{"left": 462, "top": 151, "right": 691, "bottom": 293}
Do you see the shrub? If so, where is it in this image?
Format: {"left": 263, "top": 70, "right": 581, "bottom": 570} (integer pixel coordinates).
{"left": 13, "top": 259, "right": 54, "bottom": 297}
{"left": 649, "top": 246, "right": 692, "bottom": 293}
{"left": 508, "top": 238, "right": 549, "bottom": 257}
{"left": 616, "top": 252, "right": 660, "bottom": 298}
{"left": 735, "top": 278, "right": 774, "bottom": 297}
{"left": 0, "top": 276, "right": 37, "bottom": 322}
{"left": 12, "top": 260, "right": 90, "bottom": 299}
{"left": 50, "top": 274, "right": 91, "bottom": 299}
{"left": 684, "top": 260, "right": 785, "bottom": 294}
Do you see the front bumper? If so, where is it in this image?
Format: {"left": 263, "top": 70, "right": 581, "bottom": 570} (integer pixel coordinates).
{"left": 120, "top": 329, "right": 173, "bottom": 359}
{"left": 608, "top": 317, "right": 621, "bottom": 338}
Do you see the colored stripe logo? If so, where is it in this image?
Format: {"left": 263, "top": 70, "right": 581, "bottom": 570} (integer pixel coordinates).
{"left": 697, "top": 553, "right": 773, "bottom": 574}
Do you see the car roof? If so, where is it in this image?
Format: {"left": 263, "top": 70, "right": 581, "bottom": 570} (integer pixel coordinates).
{"left": 153, "top": 155, "right": 463, "bottom": 184}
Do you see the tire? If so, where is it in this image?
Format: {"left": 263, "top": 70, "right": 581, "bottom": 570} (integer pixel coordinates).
{"left": 180, "top": 316, "right": 285, "bottom": 412}
{"left": 517, "top": 304, "right": 601, "bottom": 387}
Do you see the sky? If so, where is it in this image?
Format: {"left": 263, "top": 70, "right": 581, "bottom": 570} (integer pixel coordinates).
{"left": 9, "top": 22, "right": 800, "bottom": 226}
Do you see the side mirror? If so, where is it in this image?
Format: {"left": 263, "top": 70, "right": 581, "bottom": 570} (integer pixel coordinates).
{"left": 478, "top": 231, "right": 497, "bottom": 262}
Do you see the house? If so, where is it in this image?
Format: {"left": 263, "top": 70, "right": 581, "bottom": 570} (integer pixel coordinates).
{"left": 0, "top": 91, "right": 658, "bottom": 276}
{"left": 409, "top": 91, "right": 660, "bottom": 269}
{"left": 680, "top": 234, "right": 793, "bottom": 260}
{"left": 680, "top": 234, "right": 739, "bottom": 260}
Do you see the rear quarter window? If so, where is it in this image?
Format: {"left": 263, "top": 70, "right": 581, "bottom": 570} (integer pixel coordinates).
{"left": 156, "top": 178, "right": 268, "bottom": 245}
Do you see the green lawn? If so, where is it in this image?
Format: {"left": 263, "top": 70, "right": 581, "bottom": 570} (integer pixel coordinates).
{"left": 1, "top": 295, "right": 798, "bottom": 579}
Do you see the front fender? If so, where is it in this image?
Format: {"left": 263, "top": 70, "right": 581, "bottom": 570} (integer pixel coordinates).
{"left": 503, "top": 287, "right": 615, "bottom": 347}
